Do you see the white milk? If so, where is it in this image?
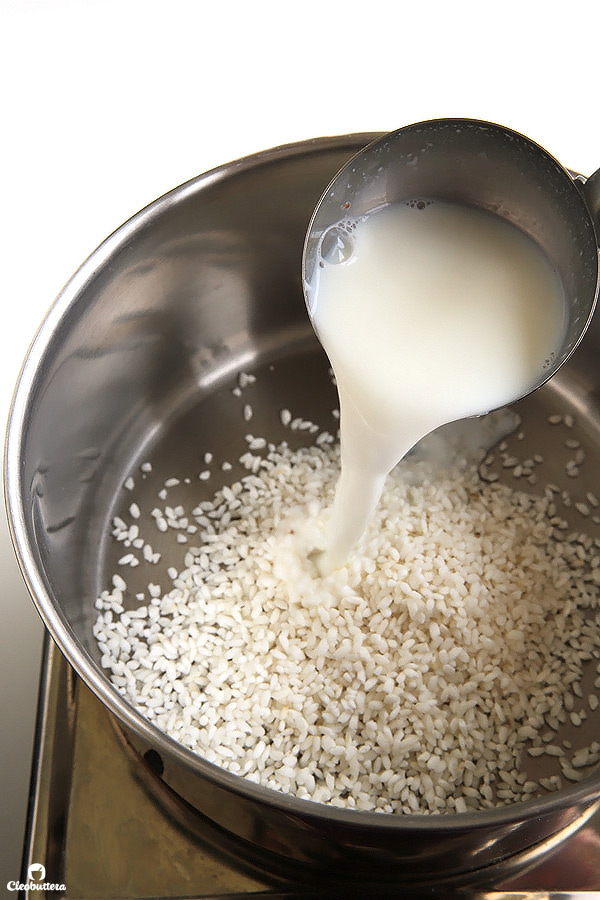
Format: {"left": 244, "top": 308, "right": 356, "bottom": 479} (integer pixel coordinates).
{"left": 311, "top": 200, "right": 566, "bottom": 570}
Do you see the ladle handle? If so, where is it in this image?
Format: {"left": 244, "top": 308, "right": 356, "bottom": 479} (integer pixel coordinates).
{"left": 575, "top": 167, "right": 600, "bottom": 230}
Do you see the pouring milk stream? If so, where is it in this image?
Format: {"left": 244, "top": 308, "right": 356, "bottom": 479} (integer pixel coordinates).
{"left": 310, "top": 200, "right": 566, "bottom": 572}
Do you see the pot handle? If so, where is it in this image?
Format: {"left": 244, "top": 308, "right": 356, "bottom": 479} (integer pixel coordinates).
{"left": 574, "top": 167, "right": 600, "bottom": 232}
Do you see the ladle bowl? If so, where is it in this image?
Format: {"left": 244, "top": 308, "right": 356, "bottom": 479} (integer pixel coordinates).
{"left": 303, "top": 119, "right": 600, "bottom": 399}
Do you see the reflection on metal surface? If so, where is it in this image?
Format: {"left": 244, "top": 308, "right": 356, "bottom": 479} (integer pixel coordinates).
{"left": 22, "top": 636, "right": 600, "bottom": 899}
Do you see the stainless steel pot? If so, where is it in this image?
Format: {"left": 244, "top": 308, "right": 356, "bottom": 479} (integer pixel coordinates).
{"left": 6, "top": 133, "right": 600, "bottom": 891}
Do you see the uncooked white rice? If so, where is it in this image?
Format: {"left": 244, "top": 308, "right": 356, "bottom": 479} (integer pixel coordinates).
{"left": 94, "top": 399, "right": 600, "bottom": 815}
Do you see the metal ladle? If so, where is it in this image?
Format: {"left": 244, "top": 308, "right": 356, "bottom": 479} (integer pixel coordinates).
{"left": 303, "top": 118, "right": 600, "bottom": 396}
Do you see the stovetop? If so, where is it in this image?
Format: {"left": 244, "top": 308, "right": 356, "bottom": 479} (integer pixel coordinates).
{"left": 22, "top": 634, "right": 600, "bottom": 899}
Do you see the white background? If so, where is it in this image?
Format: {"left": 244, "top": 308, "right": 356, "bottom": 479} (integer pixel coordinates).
{"left": 1, "top": 0, "right": 598, "bottom": 884}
